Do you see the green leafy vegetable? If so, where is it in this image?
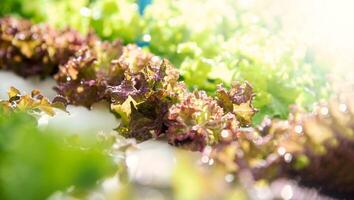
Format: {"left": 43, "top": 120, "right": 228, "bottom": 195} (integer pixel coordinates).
{"left": 143, "top": 0, "right": 329, "bottom": 121}
{"left": 0, "top": 110, "right": 116, "bottom": 200}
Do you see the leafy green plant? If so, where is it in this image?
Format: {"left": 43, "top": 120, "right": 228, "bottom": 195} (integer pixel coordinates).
{"left": 143, "top": 0, "right": 329, "bottom": 122}
{"left": 0, "top": 109, "right": 115, "bottom": 200}
{"left": 0, "top": 0, "right": 142, "bottom": 44}
{"left": 0, "top": 0, "right": 330, "bottom": 122}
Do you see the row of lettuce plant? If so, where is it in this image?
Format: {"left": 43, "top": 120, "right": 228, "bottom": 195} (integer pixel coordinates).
{"left": 0, "top": 0, "right": 330, "bottom": 122}
{"left": 1, "top": 17, "right": 353, "bottom": 199}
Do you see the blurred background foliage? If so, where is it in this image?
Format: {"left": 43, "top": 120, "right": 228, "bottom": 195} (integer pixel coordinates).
{"left": 0, "top": 109, "right": 116, "bottom": 200}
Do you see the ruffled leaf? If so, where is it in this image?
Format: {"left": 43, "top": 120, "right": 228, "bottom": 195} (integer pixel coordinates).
{"left": 217, "top": 82, "right": 257, "bottom": 126}
{"left": 167, "top": 91, "right": 240, "bottom": 151}
{"left": 1, "top": 87, "right": 67, "bottom": 116}
{"left": 111, "top": 96, "right": 137, "bottom": 125}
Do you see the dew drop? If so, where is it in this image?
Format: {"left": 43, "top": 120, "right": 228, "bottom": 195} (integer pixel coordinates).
{"left": 142, "top": 34, "right": 151, "bottom": 42}
{"left": 294, "top": 125, "right": 303, "bottom": 134}
{"left": 224, "top": 174, "right": 234, "bottom": 183}
{"left": 201, "top": 155, "right": 209, "bottom": 164}
{"left": 203, "top": 146, "right": 212, "bottom": 155}
{"left": 339, "top": 103, "right": 347, "bottom": 113}
{"left": 77, "top": 86, "right": 84, "bottom": 93}
{"left": 208, "top": 158, "right": 214, "bottom": 166}
{"left": 277, "top": 147, "right": 286, "bottom": 156}
{"left": 221, "top": 130, "right": 230, "bottom": 138}
{"left": 320, "top": 107, "right": 329, "bottom": 116}
{"left": 284, "top": 153, "right": 293, "bottom": 163}
{"left": 281, "top": 185, "right": 293, "bottom": 200}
